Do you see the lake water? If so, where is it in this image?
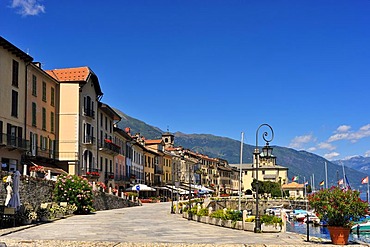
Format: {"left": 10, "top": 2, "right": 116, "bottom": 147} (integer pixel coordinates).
{"left": 286, "top": 221, "right": 370, "bottom": 243}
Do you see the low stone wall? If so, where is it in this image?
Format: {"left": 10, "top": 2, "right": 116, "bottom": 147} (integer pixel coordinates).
{"left": 182, "top": 212, "right": 282, "bottom": 233}
{"left": 0, "top": 177, "right": 136, "bottom": 211}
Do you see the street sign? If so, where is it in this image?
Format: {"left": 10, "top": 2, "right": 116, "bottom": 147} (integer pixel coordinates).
{"left": 135, "top": 185, "right": 140, "bottom": 191}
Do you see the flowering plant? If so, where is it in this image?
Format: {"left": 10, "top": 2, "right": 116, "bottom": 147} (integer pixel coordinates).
{"left": 86, "top": 171, "right": 100, "bottom": 177}
{"left": 308, "top": 186, "right": 368, "bottom": 227}
{"left": 29, "top": 166, "right": 45, "bottom": 172}
{"left": 53, "top": 174, "right": 94, "bottom": 214}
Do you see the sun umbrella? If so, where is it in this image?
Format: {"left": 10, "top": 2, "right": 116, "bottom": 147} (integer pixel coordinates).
{"left": 126, "top": 184, "right": 156, "bottom": 191}
{"left": 8, "top": 170, "right": 21, "bottom": 210}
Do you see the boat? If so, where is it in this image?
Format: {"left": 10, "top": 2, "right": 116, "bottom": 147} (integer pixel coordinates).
{"left": 352, "top": 221, "right": 370, "bottom": 232}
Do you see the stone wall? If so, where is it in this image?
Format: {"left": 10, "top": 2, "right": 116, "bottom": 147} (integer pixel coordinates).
{"left": 0, "top": 177, "right": 136, "bottom": 211}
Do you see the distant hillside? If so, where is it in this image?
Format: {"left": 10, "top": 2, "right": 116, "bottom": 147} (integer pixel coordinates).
{"left": 333, "top": 156, "right": 370, "bottom": 175}
{"left": 114, "top": 109, "right": 369, "bottom": 190}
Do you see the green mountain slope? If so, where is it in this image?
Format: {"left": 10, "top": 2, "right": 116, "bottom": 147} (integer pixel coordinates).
{"left": 115, "top": 109, "right": 368, "bottom": 190}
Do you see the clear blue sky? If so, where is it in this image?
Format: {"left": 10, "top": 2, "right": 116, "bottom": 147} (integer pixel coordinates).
{"left": 1, "top": 1, "right": 369, "bottom": 161}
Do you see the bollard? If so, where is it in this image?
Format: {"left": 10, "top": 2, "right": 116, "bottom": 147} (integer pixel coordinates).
{"left": 306, "top": 213, "right": 309, "bottom": 242}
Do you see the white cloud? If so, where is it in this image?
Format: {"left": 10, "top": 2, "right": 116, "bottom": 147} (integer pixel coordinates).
{"left": 307, "top": 147, "right": 317, "bottom": 152}
{"left": 10, "top": 0, "right": 45, "bottom": 16}
{"left": 365, "top": 150, "right": 370, "bottom": 158}
{"left": 324, "top": 152, "right": 340, "bottom": 160}
{"left": 328, "top": 123, "right": 370, "bottom": 143}
{"left": 317, "top": 142, "right": 336, "bottom": 151}
{"left": 289, "top": 134, "right": 316, "bottom": 149}
{"left": 337, "top": 125, "right": 351, "bottom": 133}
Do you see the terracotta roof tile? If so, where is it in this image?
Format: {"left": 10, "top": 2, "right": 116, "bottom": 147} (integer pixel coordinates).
{"left": 46, "top": 67, "right": 89, "bottom": 81}
{"left": 282, "top": 182, "right": 304, "bottom": 189}
{"left": 145, "top": 139, "right": 163, "bottom": 144}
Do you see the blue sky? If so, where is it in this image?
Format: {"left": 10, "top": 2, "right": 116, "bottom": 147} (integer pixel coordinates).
{"left": 1, "top": 0, "right": 369, "bottom": 161}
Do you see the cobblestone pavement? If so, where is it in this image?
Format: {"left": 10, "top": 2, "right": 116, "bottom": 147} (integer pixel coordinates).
{"left": 0, "top": 202, "right": 368, "bottom": 247}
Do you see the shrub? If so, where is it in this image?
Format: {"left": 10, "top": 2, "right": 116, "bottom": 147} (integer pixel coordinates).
{"left": 53, "top": 174, "right": 94, "bottom": 214}
{"left": 197, "top": 208, "right": 209, "bottom": 217}
{"left": 261, "top": 214, "right": 283, "bottom": 227}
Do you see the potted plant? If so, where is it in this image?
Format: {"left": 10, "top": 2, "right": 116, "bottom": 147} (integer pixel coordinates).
{"left": 19, "top": 208, "right": 37, "bottom": 224}
{"left": 308, "top": 186, "right": 368, "bottom": 245}
{"left": 36, "top": 207, "right": 50, "bottom": 222}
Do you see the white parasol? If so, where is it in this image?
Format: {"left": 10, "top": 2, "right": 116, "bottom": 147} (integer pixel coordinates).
{"left": 126, "top": 184, "right": 156, "bottom": 192}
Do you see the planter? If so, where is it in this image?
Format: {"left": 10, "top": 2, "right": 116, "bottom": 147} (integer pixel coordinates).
{"left": 261, "top": 223, "right": 281, "bottom": 233}
{"left": 200, "top": 216, "right": 209, "bottom": 224}
{"left": 221, "top": 219, "right": 232, "bottom": 228}
{"left": 327, "top": 226, "right": 350, "bottom": 245}
{"left": 22, "top": 219, "right": 32, "bottom": 225}
{"left": 244, "top": 222, "right": 255, "bottom": 232}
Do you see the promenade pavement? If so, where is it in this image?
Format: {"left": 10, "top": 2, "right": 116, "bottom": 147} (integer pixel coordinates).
{"left": 0, "top": 202, "right": 368, "bottom": 247}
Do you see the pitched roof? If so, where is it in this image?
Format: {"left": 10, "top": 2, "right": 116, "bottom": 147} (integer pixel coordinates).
{"left": 282, "top": 182, "right": 304, "bottom": 189}
{"left": 0, "top": 36, "right": 33, "bottom": 62}
{"left": 46, "top": 66, "right": 103, "bottom": 96}
{"left": 145, "top": 139, "right": 163, "bottom": 145}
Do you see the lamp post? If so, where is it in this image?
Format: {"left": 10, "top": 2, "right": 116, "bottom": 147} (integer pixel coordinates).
{"left": 188, "top": 160, "right": 192, "bottom": 220}
{"left": 254, "top": 123, "right": 274, "bottom": 233}
{"left": 171, "top": 161, "right": 175, "bottom": 214}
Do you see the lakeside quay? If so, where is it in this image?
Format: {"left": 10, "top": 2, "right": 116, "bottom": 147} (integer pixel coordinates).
{"left": 0, "top": 202, "right": 368, "bottom": 247}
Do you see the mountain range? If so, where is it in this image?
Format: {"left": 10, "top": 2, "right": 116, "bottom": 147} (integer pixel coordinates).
{"left": 114, "top": 108, "right": 369, "bottom": 191}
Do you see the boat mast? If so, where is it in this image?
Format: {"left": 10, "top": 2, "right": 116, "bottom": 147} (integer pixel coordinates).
{"left": 238, "top": 132, "right": 243, "bottom": 211}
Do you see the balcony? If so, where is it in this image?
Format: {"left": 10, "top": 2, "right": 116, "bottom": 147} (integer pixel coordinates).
{"left": 83, "top": 108, "right": 95, "bottom": 118}
{"left": 105, "top": 172, "right": 114, "bottom": 180}
{"left": 98, "top": 139, "right": 120, "bottom": 155}
{"left": 0, "top": 133, "right": 29, "bottom": 151}
{"left": 83, "top": 135, "right": 95, "bottom": 145}
{"left": 83, "top": 168, "right": 100, "bottom": 178}
{"left": 27, "top": 147, "right": 56, "bottom": 160}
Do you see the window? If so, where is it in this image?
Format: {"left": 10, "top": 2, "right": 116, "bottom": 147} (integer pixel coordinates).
{"left": 32, "top": 75, "right": 37, "bottom": 96}
{"left": 100, "top": 113, "right": 103, "bottom": 127}
{"left": 12, "top": 60, "right": 19, "bottom": 87}
{"left": 42, "top": 107, "right": 46, "bottom": 130}
{"left": 11, "top": 90, "right": 18, "bottom": 117}
{"left": 40, "top": 135, "right": 48, "bottom": 151}
{"left": 42, "top": 81, "right": 46, "bottom": 101}
{"left": 50, "top": 87, "right": 55, "bottom": 106}
{"left": 83, "top": 96, "right": 94, "bottom": 118}
{"left": 32, "top": 102, "right": 37, "bottom": 126}
{"left": 83, "top": 123, "right": 94, "bottom": 144}
{"left": 30, "top": 132, "right": 38, "bottom": 156}
{"left": 50, "top": 112, "right": 54, "bottom": 133}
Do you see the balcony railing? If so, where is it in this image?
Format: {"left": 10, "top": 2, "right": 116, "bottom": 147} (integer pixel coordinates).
{"left": 105, "top": 172, "right": 114, "bottom": 180}
{"left": 28, "top": 147, "right": 56, "bottom": 159}
{"left": 83, "top": 108, "right": 95, "bottom": 118}
{"left": 83, "top": 135, "right": 95, "bottom": 144}
{"left": 98, "top": 139, "right": 120, "bottom": 154}
{"left": 0, "top": 133, "right": 29, "bottom": 150}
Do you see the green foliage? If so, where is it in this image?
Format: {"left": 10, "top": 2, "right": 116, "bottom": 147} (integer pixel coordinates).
{"left": 261, "top": 214, "right": 283, "bottom": 226}
{"left": 210, "top": 209, "right": 224, "bottom": 219}
{"left": 308, "top": 186, "right": 368, "bottom": 227}
{"left": 53, "top": 174, "right": 94, "bottom": 214}
{"left": 209, "top": 209, "right": 242, "bottom": 222}
{"left": 251, "top": 179, "right": 287, "bottom": 197}
{"left": 197, "top": 208, "right": 209, "bottom": 216}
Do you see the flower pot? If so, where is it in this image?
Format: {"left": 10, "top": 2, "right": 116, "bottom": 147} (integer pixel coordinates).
{"left": 22, "top": 219, "right": 32, "bottom": 225}
{"left": 327, "top": 226, "right": 350, "bottom": 245}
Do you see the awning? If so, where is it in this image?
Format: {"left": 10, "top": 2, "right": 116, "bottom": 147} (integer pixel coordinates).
{"left": 30, "top": 162, "right": 67, "bottom": 174}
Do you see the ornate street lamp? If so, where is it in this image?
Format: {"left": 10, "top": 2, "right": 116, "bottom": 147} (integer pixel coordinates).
{"left": 254, "top": 123, "right": 274, "bottom": 233}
